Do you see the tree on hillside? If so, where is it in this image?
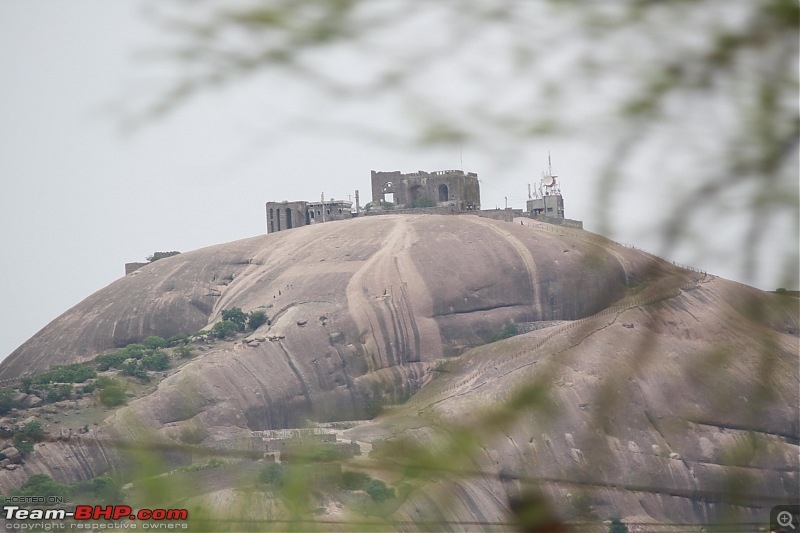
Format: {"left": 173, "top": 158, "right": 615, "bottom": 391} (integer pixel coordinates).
{"left": 0, "top": 388, "right": 15, "bottom": 415}
{"left": 212, "top": 320, "right": 239, "bottom": 339}
{"left": 247, "top": 310, "right": 269, "bottom": 330}
{"left": 221, "top": 307, "right": 248, "bottom": 331}
{"left": 609, "top": 517, "right": 628, "bottom": 533}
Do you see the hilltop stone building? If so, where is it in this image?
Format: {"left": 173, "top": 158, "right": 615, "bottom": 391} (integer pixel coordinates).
{"left": 265, "top": 169, "right": 482, "bottom": 234}
{"left": 266, "top": 199, "right": 353, "bottom": 233}
{"left": 263, "top": 167, "right": 581, "bottom": 234}
{"left": 527, "top": 194, "right": 565, "bottom": 218}
{"left": 370, "top": 169, "right": 480, "bottom": 211}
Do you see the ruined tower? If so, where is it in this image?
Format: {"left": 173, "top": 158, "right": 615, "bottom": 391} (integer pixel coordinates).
{"left": 370, "top": 169, "right": 481, "bottom": 211}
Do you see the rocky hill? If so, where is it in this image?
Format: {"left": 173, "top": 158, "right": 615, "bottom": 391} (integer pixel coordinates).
{"left": 0, "top": 214, "right": 796, "bottom": 530}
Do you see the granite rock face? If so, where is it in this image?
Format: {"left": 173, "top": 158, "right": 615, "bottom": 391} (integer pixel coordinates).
{"left": 1, "top": 215, "right": 642, "bottom": 382}
{"left": 359, "top": 274, "right": 799, "bottom": 527}
{"left": 1, "top": 215, "right": 796, "bottom": 527}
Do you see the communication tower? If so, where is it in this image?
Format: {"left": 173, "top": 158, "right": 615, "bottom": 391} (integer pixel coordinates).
{"left": 527, "top": 152, "right": 565, "bottom": 218}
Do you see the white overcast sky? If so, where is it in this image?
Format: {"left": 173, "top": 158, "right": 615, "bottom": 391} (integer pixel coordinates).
{"left": 0, "top": 1, "right": 796, "bottom": 362}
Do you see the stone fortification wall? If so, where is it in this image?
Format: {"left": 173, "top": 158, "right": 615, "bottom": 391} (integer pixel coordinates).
{"left": 149, "top": 251, "right": 181, "bottom": 261}
{"left": 125, "top": 252, "right": 181, "bottom": 276}
{"left": 363, "top": 205, "right": 459, "bottom": 217}
{"left": 363, "top": 207, "right": 524, "bottom": 222}
{"left": 267, "top": 200, "right": 353, "bottom": 233}
{"left": 253, "top": 428, "right": 329, "bottom": 439}
{"left": 125, "top": 262, "right": 148, "bottom": 276}
{"left": 530, "top": 214, "right": 583, "bottom": 229}
{"left": 266, "top": 201, "right": 308, "bottom": 233}
{"left": 464, "top": 209, "right": 524, "bottom": 223}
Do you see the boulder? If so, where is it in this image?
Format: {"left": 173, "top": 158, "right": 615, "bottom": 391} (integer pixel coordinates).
{"left": 24, "top": 396, "right": 42, "bottom": 408}
{"left": 3, "top": 447, "right": 22, "bottom": 464}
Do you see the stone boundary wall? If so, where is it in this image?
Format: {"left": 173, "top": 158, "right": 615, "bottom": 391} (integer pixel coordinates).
{"left": 529, "top": 215, "right": 584, "bottom": 229}
{"left": 363, "top": 205, "right": 459, "bottom": 217}
{"left": 253, "top": 428, "right": 330, "bottom": 439}
{"left": 464, "top": 209, "right": 524, "bottom": 222}
{"left": 0, "top": 377, "right": 20, "bottom": 388}
{"left": 125, "top": 262, "right": 148, "bottom": 275}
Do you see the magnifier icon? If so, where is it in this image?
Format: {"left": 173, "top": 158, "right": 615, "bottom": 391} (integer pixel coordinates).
{"left": 778, "top": 511, "right": 796, "bottom": 530}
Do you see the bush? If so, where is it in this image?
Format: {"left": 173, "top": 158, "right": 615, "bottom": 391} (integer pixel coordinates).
{"left": 174, "top": 344, "right": 194, "bottom": 358}
{"left": 141, "top": 350, "right": 170, "bottom": 371}
{"left": 609, "top": 517, "right": 628, "bottom": 533}
{"left": 341, "top": 471, "right": 371, "bottom": 490}
{"left": 32, "top": 364, "right": 96, "bottom": 385}
{"left": 120, "top": 360, "right": 149, "bottom": 381}
{"left": 45, "top": 384, "right": 73, "bottom": 403}
{"left": 142, "top": 336, "right": 168, "bottom": 350}
{"left": 177, "top": 459, "right": 225, "bottom": 473}
{"left": 95, "top": 351, "right": 129, "bottom": 371}
{"left": 222, "top": 307, "right": 248, "bottom": 331}
{"left": 13, "top": 435, "right": 34, "bottom": 456}
{"left": 247, "top": 310, "right": 269, "bottom": 330}
{"left": 13, "top": 474, "right": 72, "bottom": 498}
{"left": 490, "top": 323, "right": 519, "bottom": 342}
{"left": 97, "top": 378, "right": 126, "bottom": 407}
{"left": 365, "top": 478, "right": 395, "bottom": 502}
{"left": 83, "top": 476, "right": 122, "bottom": 504}
{"left": 96, "top": 342, "right": 153, "bottom": 371}
{"left": 167, "top": 333, "right": 189, "bottom": 345}
{"left": 123, "top": 343, "right": 147, "bottom": 357}
{"left": 259, "top": 463, "right": 285, "bottom": 486}
{"left": 0, "top": 388, "right": 16, "bottom": 415}
{"left": 340, "top": 471, "right": 395, "bottom": 501}
{"left": 212, "top": 320, "right": 239, "bottom": 339}
{"left": 22, "top": 420, "right": 45, "bottom": 441}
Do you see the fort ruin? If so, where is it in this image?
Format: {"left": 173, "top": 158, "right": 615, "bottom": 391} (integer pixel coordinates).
{"left": 264, "top": 167, "right": 581, "bottom": 234}
{"left": 370, "top": 169, "right": 480, "bottom": 211}
{"left": 265, "top": 197, "right": 354, "bottom": 233}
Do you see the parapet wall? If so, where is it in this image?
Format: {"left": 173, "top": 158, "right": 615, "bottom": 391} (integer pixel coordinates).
{"left": 125, "top": 262, "right": 148, "bottom": 275}
{"left": 364, "top": 205, "right": 460, "bottom": 217}
{"left": 125, "top": 252, "right": 182, "bottom": 276}
{"left": 463, "top": 209, "right": 524, "bottom": 223}
{"left": 530, "top": 215, "right": 583, "bottom": 229}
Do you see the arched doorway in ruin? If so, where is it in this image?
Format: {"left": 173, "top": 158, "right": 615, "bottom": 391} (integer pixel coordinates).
{"left": 438, "top": 184, "right": 449, "bottom": 202}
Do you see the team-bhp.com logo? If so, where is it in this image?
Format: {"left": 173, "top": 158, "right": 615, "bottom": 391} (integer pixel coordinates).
{"left": 4, "top": 505, "right": 188, "bottom": 525}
